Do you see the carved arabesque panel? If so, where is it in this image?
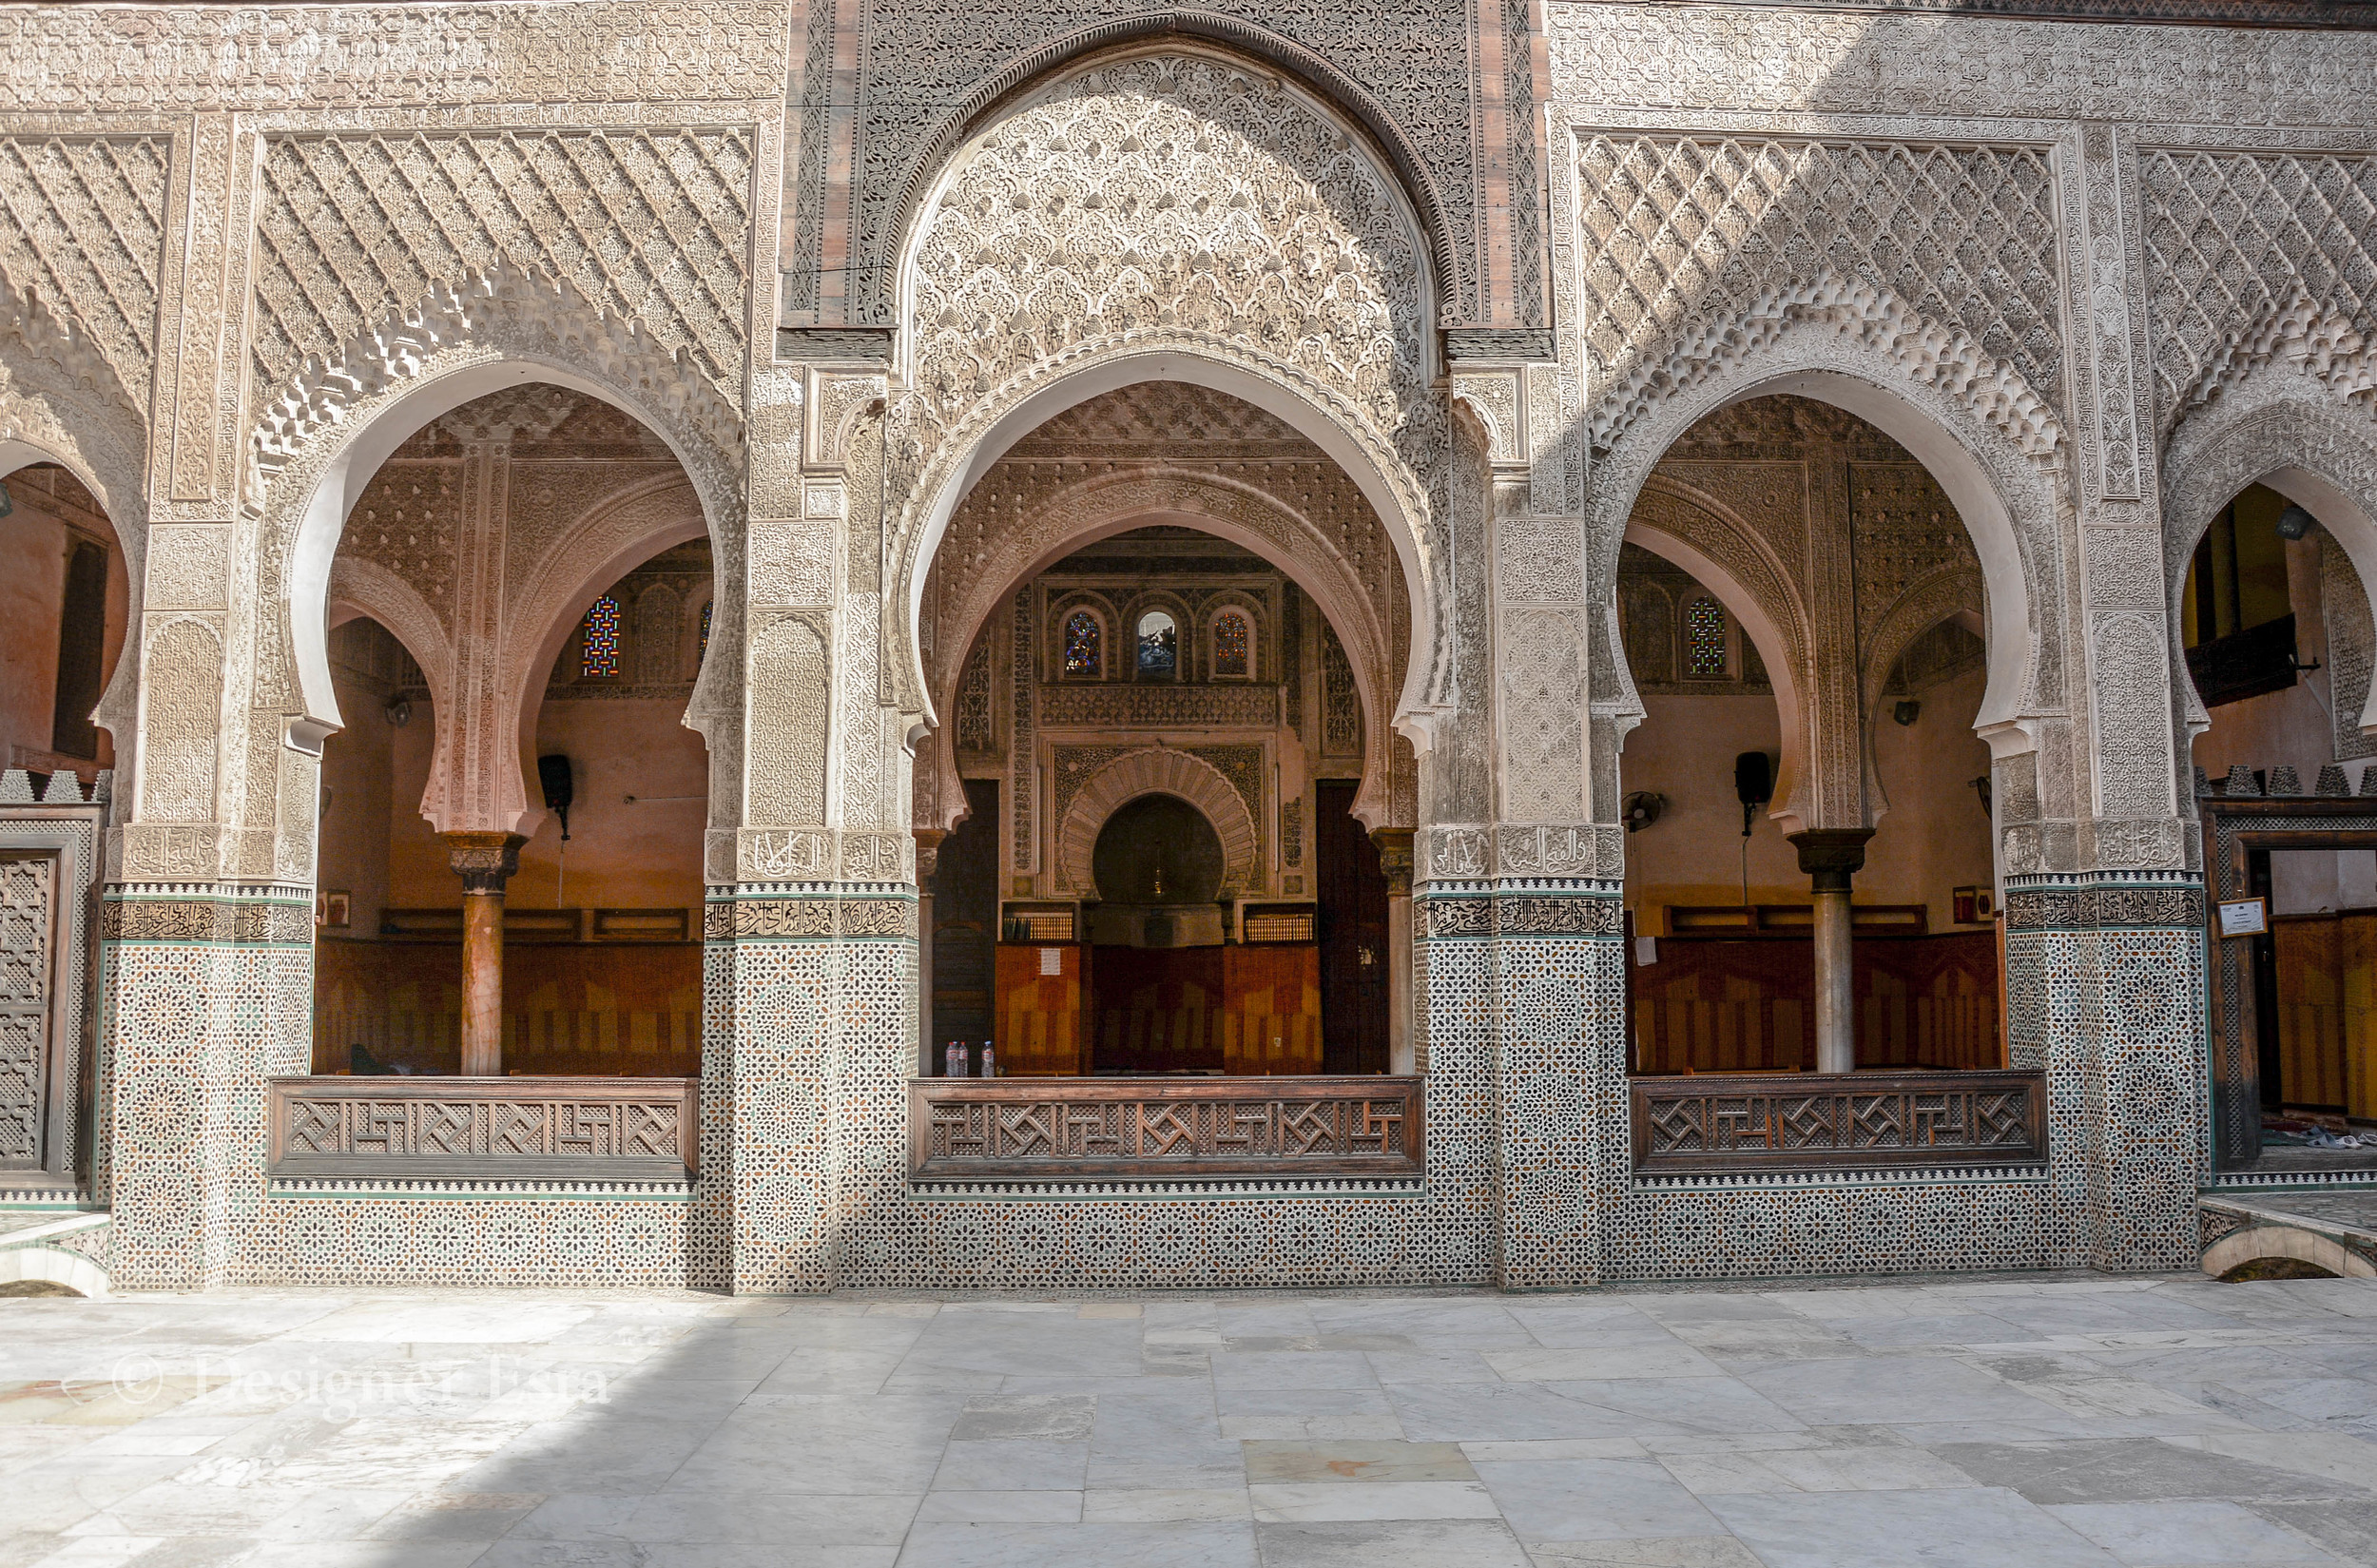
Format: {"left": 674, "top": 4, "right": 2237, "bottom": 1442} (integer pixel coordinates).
{"left": 0, "top": 137, "right": 167, "bottom": 407}
{"left": 252, "top": 129, "right": 753, "bottom": 408}
{"left": 0, "top": 854, "right": 53, "bottom": 1164}
{"left": 846, "top": 3, "right": 1504, "bottom": 325}
{"left": 905, "top": 55, "right": 1424, "bottom": 442}
{"left": 1575, "top": 137, "right": 2064, "bottom": 456}
{"left": 2140, "top": 150, "right": 2377, "bottom": 435}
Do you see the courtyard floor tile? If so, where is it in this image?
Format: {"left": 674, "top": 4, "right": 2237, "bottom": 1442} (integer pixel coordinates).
{"left": 1, "top": 1274, "right": 2371, "bottom": 1566}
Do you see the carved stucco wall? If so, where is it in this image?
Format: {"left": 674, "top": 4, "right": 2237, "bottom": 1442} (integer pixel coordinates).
{"left": 1, "top": 0, "right": 2374, "bottom": 1290}
{"left": 884, "top": 49, "right": 1452, "bottom": 735}
{"left": 789, "top": 0, "right": 1541, "bottom": 335}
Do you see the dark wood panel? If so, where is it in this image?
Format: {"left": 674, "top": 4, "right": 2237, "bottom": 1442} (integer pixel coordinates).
{"left": 1630, "top": 930, "right": 2000, "bottom": 1074}
{"left": 909, "top": 1075, "right": 1423, "bottom": 1180}
{"left": 1631, "top": 1070, "right": 2046, "bottom": 1175}
{"left": 266, "top": 1075, "right": 698, "bottom": 1180}
{"left": 1222, "top": 943, "right": 1321, "bottom": 1074}
{"left": 1089, "top": 944, "right": 1225, "bottom": 1073}
{"left": 931, "top": 777, "right": 1000, "bottom": 1049}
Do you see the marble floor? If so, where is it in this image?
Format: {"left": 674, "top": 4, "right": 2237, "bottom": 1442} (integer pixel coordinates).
{"left": 4, "top": 1274, "right": 2376, "bottom": 1567}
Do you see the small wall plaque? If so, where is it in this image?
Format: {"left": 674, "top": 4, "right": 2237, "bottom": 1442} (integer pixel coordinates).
{"left": 2216, "top": 897, "right": 2269, "bottom": 938}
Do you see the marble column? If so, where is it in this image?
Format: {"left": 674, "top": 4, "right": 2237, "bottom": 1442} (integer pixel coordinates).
{"left": 1788, "top": 828, "right": 1873, "bottom": 1074}
{"left": 1374, "top": 829, "right": 1416, "bottom": 1074}
{"left": 444, "top": 831, "right": 524, "bottom": 1077}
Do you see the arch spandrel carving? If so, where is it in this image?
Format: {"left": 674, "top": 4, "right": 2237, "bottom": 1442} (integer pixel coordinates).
{"left": 885, "top": 48, "right": 1449, "bottom": 743}
{"left": 248, "top": 269, "right": 746, "bottom": 765}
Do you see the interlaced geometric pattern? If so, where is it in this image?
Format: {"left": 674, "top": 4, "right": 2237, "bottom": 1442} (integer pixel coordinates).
{"left": 0, "top": 856, "right": 52, "bottom": 1164}
{"left": 273, "top": 1086, "right": 688, "bottom": 1163}
{"left": 1684, "top": 597, "right": 1728, "bottom": 678}
{"left": 917, "top": 1082, "right": 1416, "bottom": 1176}
{"left": 251, "top": 129, "right": 751, "bottom": 400}
{"left": 2138, "top": 150, "right": 2377, "bottom": 429}
{"left": 580, "top": 594, "right": 621, "bottom": 679}
{"left": 0, "top": 136, "right": 167, "bottom": 396}
{"left": 1574, "top": 137, "right": 2061, "bottom": 439}
{"left": 1634, "top": 1074, "right": 2047, "bottom": 1174}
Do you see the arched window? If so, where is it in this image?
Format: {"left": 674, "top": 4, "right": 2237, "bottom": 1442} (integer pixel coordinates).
{"left": 1683, "top": 597, "right": 1728, "bottom": 679}
{"left": 1212, "top": 609, "right": 1251, "bottom": 678}
{"left": 1062, "top": 609, "right": 1104, "bottom": 678}
{"left": 1136, "top": 610, "right": 1177, "bottom": 679}
{"left": 697, "top": 599, "right": 713, "bottom": 664}
{"left": 581, "top": 594, "right": 622, "bottom": 679}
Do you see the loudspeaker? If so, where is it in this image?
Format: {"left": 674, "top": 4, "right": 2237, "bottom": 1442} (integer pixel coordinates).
{"left": 1734, "top": 750, "right": 1772, "bottom": 807}
{"left": 1734, "top": 750, "right": 1772, "bottom": 840}
{"left": 537, "top": 754, "right": 574, "bottom": 841}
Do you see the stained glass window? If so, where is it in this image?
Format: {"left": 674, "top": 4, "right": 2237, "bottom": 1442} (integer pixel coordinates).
{"left": 1684, "top": 597, "right": 1727, "bottom": 679}
{"left": 1136, "top": 610, "right": 1177, "bottom": 677}
{"left": 1062, "top": 610, "right": 1103, "bottom": 677}
{"left": 581, "top": 594, "right": 621, "bottom": 679}
{"left": 698, "top": 599, "right": 713, "bottom": 662}
{"left": 1213, "top": 610, "right": 1250, "bottom": 677}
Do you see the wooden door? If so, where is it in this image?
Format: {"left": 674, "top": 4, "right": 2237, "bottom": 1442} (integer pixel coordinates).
{"left": 1223, "top": 943, "right": 1321, "bottom": 1074}
{"left": 931, "top": 779, "right": 999, "bottom": 1047}
{"left": 1315, "top": 781, "right": 1388, "bottom": 1072}
{"left": 0, "top": 852, "right": 60, "bottom": 1173}
{"left": 995, "top": 942, "right": 1085, "bottom": 1075}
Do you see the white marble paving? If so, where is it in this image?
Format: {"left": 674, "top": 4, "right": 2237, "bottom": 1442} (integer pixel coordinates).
{"left": 0, "top": 1275, "right": 2371, "bottom": 1566}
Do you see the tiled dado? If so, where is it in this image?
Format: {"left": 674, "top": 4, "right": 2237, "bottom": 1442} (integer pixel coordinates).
{"left": 98, "top": 885, "right": 316, "bottom": 1289}
{"left": 89, "top": 871, "right": 2209, "bottom": 1289}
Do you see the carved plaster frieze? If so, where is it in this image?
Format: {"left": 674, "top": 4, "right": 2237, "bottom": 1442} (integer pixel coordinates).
{"left": 883, "top": 51, "right": 1449, "bottom": 731}
{"left": 0, "top": 4, "right": 785, "bottom": 111}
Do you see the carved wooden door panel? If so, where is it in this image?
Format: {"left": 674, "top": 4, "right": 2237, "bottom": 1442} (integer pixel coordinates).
{"left": 0, "top": 852, "right": 58, "bottom": 1171}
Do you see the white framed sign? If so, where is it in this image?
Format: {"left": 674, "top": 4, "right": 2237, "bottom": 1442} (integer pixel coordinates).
{"left": 2216, "top": 897, "right": 2270, "bottom": 938}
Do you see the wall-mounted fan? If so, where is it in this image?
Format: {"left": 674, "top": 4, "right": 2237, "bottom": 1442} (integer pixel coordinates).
{"left": 1621, "top": 791, "right": 1666, "bottom": 833}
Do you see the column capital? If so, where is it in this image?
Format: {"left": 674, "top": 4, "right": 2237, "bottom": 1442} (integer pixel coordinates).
{"left": 1371, "top": 828, "right": 1414, "bottom": 897}
{"left": 441, "top": 830, "right": 525, "bottom": 893}
{"left": 912, "top": 827, "right": 948, "bottom": 882}
{"left": 1787, "top": 827, "right": 1875, "bottom": 891}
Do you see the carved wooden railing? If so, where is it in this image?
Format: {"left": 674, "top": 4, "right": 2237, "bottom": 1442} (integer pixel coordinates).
{"left": 267, "top": 1076, "right": 698, "bottom": 1181}
{"left": 910, "top": 1076, "right": 1423, "bottom": 1181}
{"left": 1631, "top": 1070, "right": 2046, "bottom": 1175}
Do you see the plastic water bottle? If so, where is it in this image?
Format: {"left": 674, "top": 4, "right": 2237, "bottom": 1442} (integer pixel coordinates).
{"left": 980, "top": 1042, "right": 996, "bottom": 1078}
{"left": 944, "top": 1040, "right": 962, "bottom": 1077}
